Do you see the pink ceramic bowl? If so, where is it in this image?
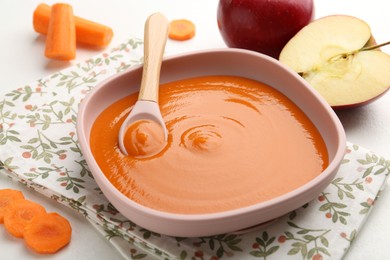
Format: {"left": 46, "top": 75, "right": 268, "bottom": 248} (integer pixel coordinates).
{"left": 77, "top": 48, "right": 346, "bottom": 237}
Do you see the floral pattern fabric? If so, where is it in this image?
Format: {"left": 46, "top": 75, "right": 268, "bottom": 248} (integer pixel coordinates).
{"left": 0, "top": 37, "right": 389, "bottom": 260}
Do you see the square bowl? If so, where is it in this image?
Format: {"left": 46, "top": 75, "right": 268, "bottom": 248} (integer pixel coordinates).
{"left": 77, "top": 48, "right": 346, "bottom": 237}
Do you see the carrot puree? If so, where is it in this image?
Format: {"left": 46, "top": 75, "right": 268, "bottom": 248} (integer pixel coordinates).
{"left": 123, "top": 119, "right": 166, "bottom": 158}
{"left": 90, "top": 76, "right": 328, "bottom": 214}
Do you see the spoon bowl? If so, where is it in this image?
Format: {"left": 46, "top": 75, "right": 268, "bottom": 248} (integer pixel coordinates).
{"left": 118, "top": 12, "right": 169, "bottom": 155}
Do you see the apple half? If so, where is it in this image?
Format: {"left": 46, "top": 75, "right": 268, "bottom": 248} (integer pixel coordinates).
{"left": 279, "top": 15, "right": 390, "bottom": 109}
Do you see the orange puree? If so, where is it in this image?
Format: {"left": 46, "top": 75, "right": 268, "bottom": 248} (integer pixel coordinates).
{"left": 90, "top": 76, "right": 328, "bottom": 214}
{"left": 123, "top": 120, "right": 166, "bottom": 158}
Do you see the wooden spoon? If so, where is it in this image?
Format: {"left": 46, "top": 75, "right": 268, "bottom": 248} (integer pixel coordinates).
{"left": 118, "top": 12, "right": 169, "bottom": 155}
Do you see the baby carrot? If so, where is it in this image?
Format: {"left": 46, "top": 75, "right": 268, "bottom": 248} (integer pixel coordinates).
{"left": 168, "top": 19, "right": 196, "bottom": 41}
{"left": 44, "top": 3, "right": 76, "bottom": 60}
{"left": 33, "top": 3, "right": 113, "bottom": 48}
{"left": 3, "top": 199, "right": 46, "bottom": 238}
{"left": 24, "top": 212, "right": 72, "bottom": 254}
{"left": 0, "top": 189, "right": 25, "bottom": 223}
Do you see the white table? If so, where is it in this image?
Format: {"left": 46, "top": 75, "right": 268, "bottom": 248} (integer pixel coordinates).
{"left": 0, "top": 0, "right": 389, "bottom": 259}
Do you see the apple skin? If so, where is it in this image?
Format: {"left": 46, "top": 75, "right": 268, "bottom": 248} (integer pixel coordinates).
{"left": 217, "top": 0, "right": 315, "bottom": 59}
{"left": 333, "top": 87, "right": 390, "bottom": 110}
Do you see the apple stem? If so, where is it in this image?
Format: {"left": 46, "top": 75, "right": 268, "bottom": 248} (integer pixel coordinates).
{"left": 327, "top": 40, "right": 390, "bottom": 62}
{"left": 358, "top": 40, "right": 390, "bottom": 52}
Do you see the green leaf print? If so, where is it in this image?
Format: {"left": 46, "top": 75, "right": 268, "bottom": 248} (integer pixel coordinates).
{"left": 318, "top": 192, "right": 350, "bottom": 224}
{"left": 0, "top": 100, "right": 21, "bottom": 144}
{"left": 139, "top": 228, "right": 161, "bottom": 240}
{"left": 359, "top": 198, "right": 375, "bottom": 214}
{"left": 331, "top": 178, "right": 364, "bottom": 200}
{"left": 358, "top": 152, "right": 389, "bottom": 178}
{"left": 5, "top": 85, "right": 44, "bottom": 102}
{"left": 0, "top": 157, "right": 19, "bottom": 171}
{"left": 20, "top": 130, "right": 69, "bottom": 163}
{"left": 284, "top": 222, "right": 331, "bottom": 259}
{"left": 54, "top": 69, "right": 107, "bottom": 93}
{"left": 192, "top": 234, "right": 243, "bottom": 258}
{"left": 250, "top": 231, "right": 280, "bottom": 259}
{"left": 57, "top": 169, "right": 85, "bottom": 193}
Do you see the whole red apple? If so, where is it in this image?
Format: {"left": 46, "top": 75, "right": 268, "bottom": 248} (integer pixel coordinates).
{"left": 217, "top": 0, "right": 314, "bottom": 59}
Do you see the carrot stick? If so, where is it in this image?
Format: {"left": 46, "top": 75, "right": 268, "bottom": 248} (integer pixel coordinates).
{"left": 33, "top": 3, "right": 113, "bottom": 48}
{"left": 24, "top": 212, "right": 72, "bottom": 254}
{"left": 0, "top": 189, "right": 25, "bottom": 223}
{"left": 3, "top": 199, "right": 46, "bottom": 238}
{"left": 168, "top": 19, "right": 196, "bottom": 41}
{"left": 44, "top": 3, "right": 76, "bottom": 60}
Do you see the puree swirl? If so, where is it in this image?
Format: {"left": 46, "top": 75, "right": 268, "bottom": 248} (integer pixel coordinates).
{"left": 123, "top": 119, "right": 166, "bottom": 158}
{"left": 90, "top": 76, "right": 328, "bottom": 214}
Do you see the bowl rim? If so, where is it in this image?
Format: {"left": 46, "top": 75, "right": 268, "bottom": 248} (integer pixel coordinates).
{"left": 77, "top": 47, "right": 347, "bottom": 222}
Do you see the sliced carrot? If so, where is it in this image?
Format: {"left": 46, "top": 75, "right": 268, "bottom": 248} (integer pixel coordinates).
{"left": 33, "top": 3, "right": 113, "bottom": 48}
{"left": 3, "top": 199, "right": 46, "bottom": 238}
{"left": 168, "top": 19, "right": 196, "bottom": 41}
{"left": 0, "top": 189, "right": 25, "bottom": 224}
{"left": 24, "top": 212, "right": 72, "bottom": 254}
{"left": 0, "top": 188, "right": 73, "bottom": 254}
{"left": 44, "top": 3, "right": 76, "bottom": 60}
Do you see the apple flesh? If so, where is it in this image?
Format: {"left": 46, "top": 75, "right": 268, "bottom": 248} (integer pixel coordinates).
{"left": 279, "top": 15, "right": 390, "bottom": 109}
{"left": 217, "top": 0, "right": 314, "bottom": 59}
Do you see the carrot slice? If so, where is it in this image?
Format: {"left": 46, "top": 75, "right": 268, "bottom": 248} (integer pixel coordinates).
{"left": 3, "top": 199, "right": 46, "bottom": 238}
{"left": 24, "top": 212, "right": 72, "bottom": 254}
{"left": 33, "top": 3, "right": 113, "bottom": 48}
{"left": 0, "top": 189, "right": 25, "bottom": 224}
{"left": 168, "top": 19, "right": 196, "bottom": 41}
{"left": 44, "top": 3, "right": 76, "bottom": 60}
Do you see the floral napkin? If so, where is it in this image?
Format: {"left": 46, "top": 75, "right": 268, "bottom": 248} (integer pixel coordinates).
{"left": 0, "top": 37, "right": 389, "bottom": 260}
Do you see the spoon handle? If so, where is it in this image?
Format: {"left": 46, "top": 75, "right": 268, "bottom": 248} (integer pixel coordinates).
{"left": 138, "top": 12, "right": 169, "bottom": 102}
